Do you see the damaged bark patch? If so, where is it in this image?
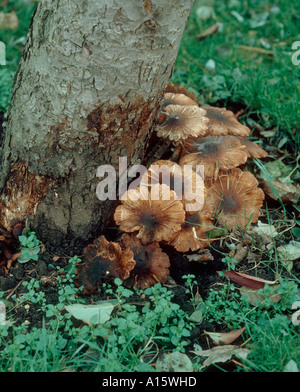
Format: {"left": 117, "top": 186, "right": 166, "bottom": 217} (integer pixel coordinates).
{"left": 86, "top": 94, "right": 161, "bottom": 163}
{"left": 0, "top": 162, "right": 57, "bottom": 230}
{"left": 144, "top": 0, "right": 153, "bottom": 13}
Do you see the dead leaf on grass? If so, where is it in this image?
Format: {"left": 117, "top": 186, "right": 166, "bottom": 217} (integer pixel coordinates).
{"left": 204, "top": 327, "right": 246, "bottom": 346}
{"left": 277, "top": 241, "right": 300, "bottom": 273}
{"left": 220, "top": 270, "right": 278, "bottom": 289}
{"left": 65, "top": 300, "right": 118, "bottom": 325}
{"left": 156, "top": 351, "right": 194, "bottom": 372}
{"left": 260, "top": 179, "right": 300, "bottom": 204}
{"left": 233, "top": 244, "right": 248, "bottom": 263}
{"left": 0, "top": 11, "right": 18, "bottom": 30}
{"left": 187, "top": 249, "right": 214, "bottom": 262}
{"left": 239, "top": 284, "right": 282, "bottom": 306}
{"left": 196, "top": 22, "right": 221, "bottom": 40}
{"left": 283, "top": 359, "right": 299, "bottom": 372}
{"left": 251, "top": 220, "right": 278, "bottom": 238}
{"left": 191, "top": 345, "right": 250, "bottom": 371}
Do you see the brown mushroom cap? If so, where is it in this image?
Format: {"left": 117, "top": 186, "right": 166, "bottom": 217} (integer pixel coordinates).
{"left": 179, "top": 135, "right": 248, "bottom": 184}
{"left": 120, "top": 233, "right": 170, "bottom": 289}
{"left": 114, "top": 183, "right": 185, "bottom": 244}
{"left": 75, "top": 235, "right": 136, "bottom": 294}
{"left": 163, "top": 93, "right": 199, "bottom": 108}
{"left": 168, "top": 211, "right": 215, "bottom": 252}
{"left": 204, "top": 168, "right": 265, "bottom": 231}
{"left": 140, "top": 160, "right": 206, "bottom": 215}
{"left": 235, "top": 136, "right": 268, "bottom": 158}
{"left": 201, "top": 106, "right": 251, "bottom": 137}
{"left": 155, "top": 105, "right": 209, "bottom": 142}
{"left": 165, "top": 82, "right": 198, "bottom": 103}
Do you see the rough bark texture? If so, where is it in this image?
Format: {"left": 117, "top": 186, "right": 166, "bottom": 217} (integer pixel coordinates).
{"left": 0, "top": 0, "right": 193, "bottom": 250}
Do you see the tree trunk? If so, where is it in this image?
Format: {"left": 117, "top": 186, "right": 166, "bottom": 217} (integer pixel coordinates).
{"left": 0, "top": 0, "right": 193, "bottom": 250}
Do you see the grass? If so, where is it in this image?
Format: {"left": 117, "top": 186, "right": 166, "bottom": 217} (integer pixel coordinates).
{"left": 173, "top": 0, "right": 300, "bottom": 150}
{"left": 0, "top": 0, "right": 300, "bottom": 373}
{"left": 1, "top": 266, "right": 299, "bottom": 372}
{"left": 0, "top": 0, "right": 37, "bottom": 111}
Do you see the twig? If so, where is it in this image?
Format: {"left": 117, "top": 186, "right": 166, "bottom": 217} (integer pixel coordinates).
{"left": 231, "top": 359, "right": 251, "bottom": 370}
{"left": 6, "top": 279, "right": 23, "bottom": 300}
{"left": 238, "top": 45, "right": 274, "bottom": 56}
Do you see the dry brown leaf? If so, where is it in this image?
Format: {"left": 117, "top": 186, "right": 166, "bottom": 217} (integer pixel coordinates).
{"left": 239, "top": 284, "right": 282, "bottom": 306}
{"left": 191, "top": 345, "right": 250, "bottom": 371}
{"left": 260, "top": 179, "right": 300, "bottom": 204}
{"left": 187, "top": 249, "right": 214, "bottom": 262}
{"left": 220, "top": 270, "right": 277, "bottom": 289}
{"left": 233, "top": 244, "right": 248, "bottom": 263}
{"left": 204, "top": 327, "right": 246, "bottom": 346}
{"left": 0, "top": 11, "right": 18, "bottom": 30}
{"left": 196, "top": 22, "right": 221, "bottom": 40}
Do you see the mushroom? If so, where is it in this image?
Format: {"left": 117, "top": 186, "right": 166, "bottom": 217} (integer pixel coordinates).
{"left": 178, "top": 135, "right": 248, "bottom": 184}
{"left": 162, "top": 93, "right": 199, "bottom": 108}
{"left": 114, "top": 183, "right": 185, "bottom": 244}
{"left": 0, "top": 220, "right": 25, "bottom": 275}
{"left": 235, "top": 136, "right": 268, "bottom": 158}
{"left": 120, "top": 233, "right": 170, "bottom": 289}
{"left": 200, "top": 106, "right": 251, "bottom": 137}
{"left": 74, "top": 235, "right": 136, "bottom": 294}
{"left": 168, "top": 211, "right": 215, "bottom": 252}
{"left": 165, "top": 82, "right": 198, "bottom": 104}
{"left": 140, "top": 160, "right": 206, "bottom": 215}
{"left": 155, "top": 104, "right": 209, "bottom": 142}
{"left": 204, "top": 168, "right": 265, "bottom": 231}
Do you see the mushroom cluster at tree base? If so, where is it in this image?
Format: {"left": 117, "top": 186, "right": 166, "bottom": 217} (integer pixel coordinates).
{"left": 75, "top": 83, "right": 268, "bottom": 293}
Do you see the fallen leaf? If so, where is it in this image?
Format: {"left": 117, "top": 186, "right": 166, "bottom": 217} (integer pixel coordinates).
{"left": 251, "top": 220, "right": 278, "bottom": 238}
{"left": 189, "top": 302, "right": 205, "bottom": 324}
{"left": 156, "top": 351, "right": 194, "bottom": 372}
{"left": 260, "top": 130, "right": 276, "bottom": 138}
{"left": 204, "top": 327, "right": 246, "bottom": 346}
{"left": 283, "top": 359, "right": 299, "bottom": 372}
{"left": 0, "top": 11, "right": 18, "bottom": 30}
{"left": 196, "top": 5, "right": 215, "bottom": 21}
{"left": 219, "top": 270, "right": 277, "bottom": 289}
{"left": 233, "top": 244, "right": 248, "bottom": 263}
{"left": 231, "top": 11, "right": 244, "bottom": 22}
{"left": 277, "top": 241, "right": 300, "bottom": 261}
{"left": 260, "top": 179, "right": 300, "bottom": 204}
{"left": 191, "top": 345, "right": 250, "bottom": 371}
{"left": 187, "top": 249, "right": 214, "bottom": 262}
{"left": 261, "top": 160, "right": 293, "bottom": 182}
{"left": 239, "top": 284, "right": 282, "bottom": 306}
{"left": 196, "top": 22, "right": 221, "bottom": 40}
{"left": 0, "top": 301, "right": 11, "bottom": 327}
{"left": 277, "top": 241, "right": 300, "bottom": 272}
{"left": 65, "top": 300, "right": 118, "bottom": 325}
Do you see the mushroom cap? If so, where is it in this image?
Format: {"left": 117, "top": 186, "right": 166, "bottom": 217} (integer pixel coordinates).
{"left": 140, "top": 160, "right": 206, "bottom": 215}
{"left": 235, "top": 136, "right": 268, "bottom": 158}
{"left": 204, "top": 168, "right": 265, "bottom": 231}
{"left": 165, "top": 82, "right": 198, "bottom": 104}
{"left": 179, "top": 135, "right": 248, "bottom": 184}
{"left": 201, "top": 106, "right": 250, "bottom": 137}
{"left": 74, "top": 235, "right": 136, "bottom": 294}
{"left": 168, "top": 211, "right": 215, "bottom": 252}
{"left": 163, "top": 93, "right": 199, "bottom": 108}
{"left": 114, "top": 183, "right": 185, "bottom": 244}
{"left": 155, "top": 105, "right": 209, "bottom": 142}
{"left": 120, "top": 233, "right": 170, "bottom": 289}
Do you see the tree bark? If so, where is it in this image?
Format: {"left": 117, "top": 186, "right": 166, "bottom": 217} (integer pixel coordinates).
{"left": 0, "top": 0, "right": 193, "bottom": 249}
